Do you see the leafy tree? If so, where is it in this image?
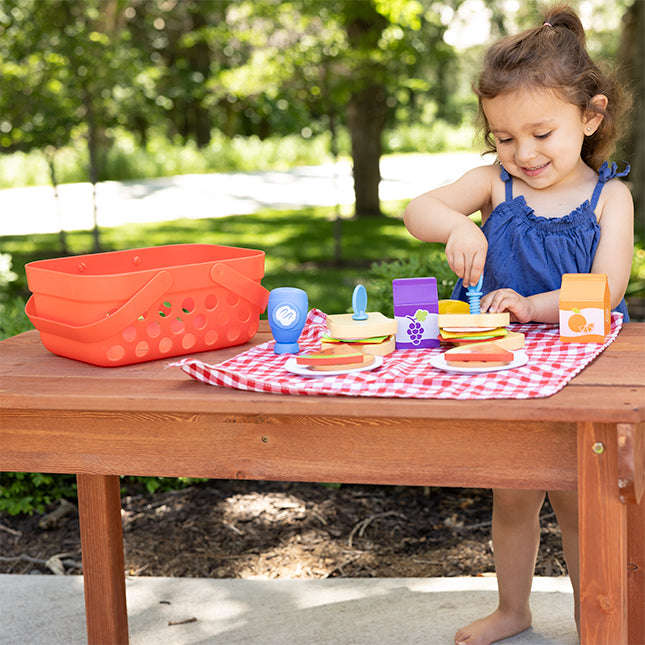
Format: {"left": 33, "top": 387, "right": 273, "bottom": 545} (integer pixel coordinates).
{"left": 0, "top": 0, "right": 148, "bottom": 250}
{"left": 619, "top": 0, "right": 644, "bottom": 239}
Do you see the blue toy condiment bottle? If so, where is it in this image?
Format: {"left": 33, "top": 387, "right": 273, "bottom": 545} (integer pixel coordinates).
{"left": 267, "top": 287, "right": 308, "bottom": 354}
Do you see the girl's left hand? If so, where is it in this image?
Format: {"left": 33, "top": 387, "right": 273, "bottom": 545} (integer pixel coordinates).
{"left": 480, "top": 288, "right": 536, "bottom": 323}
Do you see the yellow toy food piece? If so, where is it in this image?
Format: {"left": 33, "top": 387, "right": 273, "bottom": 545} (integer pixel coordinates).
{"left": 438, "top": 299, "right": 471, "bottom": 315}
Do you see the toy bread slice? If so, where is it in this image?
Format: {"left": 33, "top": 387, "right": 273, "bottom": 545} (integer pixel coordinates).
{"left": 296, "top": 344, "right": 363, "bottom": 366}
{"left": 483, "top": 331, "right": 524, "bottom": 351}
{"left": 327, "top": 312, "right": 398, "bottom": 340}
{"left": 438, "top": 312, "right": 510, "bottom": 328}
{"left": 444, "top": 342, "right": 513, "bottom": 366}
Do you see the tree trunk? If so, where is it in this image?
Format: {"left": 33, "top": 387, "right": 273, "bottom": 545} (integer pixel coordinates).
{"left": 44, "top": 148, "right": 68, "bottom": 256}
{"left": 347, "top": 82, "right": 387, "bottom": 217}
{"left": 84, "top": 90, "right": 103, "bottom": 253}
{"left": 618, "top": 0, "right": 644, "bottom": 239}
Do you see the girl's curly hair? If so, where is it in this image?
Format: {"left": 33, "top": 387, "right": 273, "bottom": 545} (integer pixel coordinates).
{"left": 475, "top": 3, "right": 631, "bottom": 170}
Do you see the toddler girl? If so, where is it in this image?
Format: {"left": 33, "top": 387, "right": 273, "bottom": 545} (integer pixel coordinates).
{"left": 404, "top": 4, "right": 633, "bottom": 645}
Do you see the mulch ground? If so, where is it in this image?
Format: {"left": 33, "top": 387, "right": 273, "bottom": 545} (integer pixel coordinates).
{"left": 0, "top": 480, "right": 568, "bottom": 581}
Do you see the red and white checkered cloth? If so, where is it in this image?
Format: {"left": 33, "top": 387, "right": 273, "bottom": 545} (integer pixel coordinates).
{"left": 174, "top": 309, "right": 623, "bottom": 400}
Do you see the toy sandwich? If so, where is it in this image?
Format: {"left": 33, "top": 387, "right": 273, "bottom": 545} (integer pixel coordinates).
{"left": 438, "top": 275, "right": 525, "bottom": 363}
{"left": 438, "top": 275, "right": 511, "bottom": 345}
{"left": 296, "top": 343, "right": 376, "bottom": 371}
{"left": 320, "top": 284, "right": 397, "bottom": 357}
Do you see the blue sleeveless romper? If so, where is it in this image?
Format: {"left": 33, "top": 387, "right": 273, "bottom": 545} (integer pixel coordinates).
{"left": 451, "top": 161, "right": 630, "bottom": 322}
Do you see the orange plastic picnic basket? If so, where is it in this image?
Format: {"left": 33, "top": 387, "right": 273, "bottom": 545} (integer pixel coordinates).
{"left": 25, "top": 244, "right": 269, "bottom": 367}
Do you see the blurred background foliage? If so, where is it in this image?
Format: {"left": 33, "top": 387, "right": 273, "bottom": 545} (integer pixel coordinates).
{"left": 0, "top": 0, "right": 643, "bottom": 514}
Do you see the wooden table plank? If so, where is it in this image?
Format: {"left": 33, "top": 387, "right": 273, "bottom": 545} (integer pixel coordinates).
{"left": 0, "top": 410, "right": 578, "bottom": 489}
{"left": 1, "top": 324, "right": 643, "bottom": 423}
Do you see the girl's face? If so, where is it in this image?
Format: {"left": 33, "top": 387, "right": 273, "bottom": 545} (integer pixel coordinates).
{"left": 482, "top": 87, "right": 594, "bottom": 189}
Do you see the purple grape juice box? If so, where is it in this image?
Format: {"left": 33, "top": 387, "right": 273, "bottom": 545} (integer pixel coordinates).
{"left": 392, "top": 277, "right": 439, "bottom": 349}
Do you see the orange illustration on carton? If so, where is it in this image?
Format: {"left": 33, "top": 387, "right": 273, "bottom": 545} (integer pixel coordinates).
{"left": 559, "top": 273, "right": 610, "bottom": 343}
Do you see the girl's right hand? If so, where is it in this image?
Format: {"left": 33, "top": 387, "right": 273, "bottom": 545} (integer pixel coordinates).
{"left": 445, "top": 219, "right": 488, "bottom": 287}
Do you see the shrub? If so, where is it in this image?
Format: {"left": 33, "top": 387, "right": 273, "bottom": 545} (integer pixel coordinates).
{"left": 367, "top": 249, "right": 457, "bottom": 318}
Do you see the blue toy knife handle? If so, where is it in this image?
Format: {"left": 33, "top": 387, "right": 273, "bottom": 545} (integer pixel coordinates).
{"left": 466, "top": 274, "right": 484, "bottom": 314}
{"left": 352, "top": 284, "right": 368, "bottom": 320}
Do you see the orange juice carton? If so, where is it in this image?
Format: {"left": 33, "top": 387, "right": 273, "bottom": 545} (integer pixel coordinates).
{"left": 559, "top": 273, "right": 610, "bottom": 343}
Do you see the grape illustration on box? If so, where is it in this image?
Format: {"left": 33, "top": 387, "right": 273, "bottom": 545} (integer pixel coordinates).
{"left": 392, "top": 277, "right": 440, "bottom": 349}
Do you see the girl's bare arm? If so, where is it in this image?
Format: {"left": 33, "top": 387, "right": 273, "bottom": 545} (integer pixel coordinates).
{"left": 403, "top": 165, "right": 496, "bottom": 287}
{"left": 592, "top": 179, "right": 634, "bottom": 309}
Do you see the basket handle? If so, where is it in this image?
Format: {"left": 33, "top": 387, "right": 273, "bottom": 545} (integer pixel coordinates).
{"left": 210, "top": 262, "right": 269, "bottom": 311}
{"left": 25, "top": 270, "right": 174, "bottom": 343}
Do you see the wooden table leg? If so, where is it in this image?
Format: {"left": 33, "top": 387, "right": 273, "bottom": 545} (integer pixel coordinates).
{"left": 627, "top": 495, "right": 645, "bottom": 644}
{"left": 77, "top": 474, "right": 129, "bottom": 645}
{"left": 578, "top": 422, "right": 628, "bottom": 644}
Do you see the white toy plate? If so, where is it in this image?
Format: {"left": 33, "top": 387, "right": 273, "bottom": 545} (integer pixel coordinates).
{"left": 285, "top": 355, "right": 383, "bottom": 377}
{"left": 429, "top": 351, "right": 529, "bottom": 374}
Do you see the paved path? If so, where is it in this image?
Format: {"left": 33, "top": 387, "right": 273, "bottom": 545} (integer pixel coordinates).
{"left": 0, "top": 153, "right": 484, "bottom": 236}
{"left": 1, "top": 575, "right": 577, "bottom": 645}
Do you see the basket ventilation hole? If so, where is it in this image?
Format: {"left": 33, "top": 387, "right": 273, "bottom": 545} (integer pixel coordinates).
{"left": 182, "top": 298, "right": 196, "bottom": 314}
{"left": 182, "top": 334, "right": 196, "bottom": 350}
{"left": 205, "top": 294, "right": 218, "bottom": 310}
{"left": 227, "top": 326, "right": 241, "bottom": 342}
{"left": 193, "top": 314, "right": 207, "bottom": 330}
{"left": 107, "top": 345, "right": 125, "bottom": 362}
{"left": 227, "top": 292, "right": 240, "bottom": 307}
{"left": 122, "top": 326, "right": 137, "bottom": 343}
{"left": 159, "top": 337, "right": 173, "bottom": 353}
{"left": 238, "top": 304, "right": 252, "bottom": 323}
{"left": 205, "top": 329, "right": 219, "bottom": 345}
{"left": 147, "top": 322, "right": 161, "bottom": 338}
{"left": 170, "top": 317, "right": 184, "bottom": 334}
{"left": 159, "top": 301, "right": 172, "bottom": 317}
{"left": 135, "top": 341, "right": 149, "bottom": 357}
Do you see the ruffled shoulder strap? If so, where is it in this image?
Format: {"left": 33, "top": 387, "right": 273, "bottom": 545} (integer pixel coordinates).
{"left": 590, "top": 161, "right": 630, "bottom": 210}
{"left": 499, "top": 165, "right": 513, "bottom": 202}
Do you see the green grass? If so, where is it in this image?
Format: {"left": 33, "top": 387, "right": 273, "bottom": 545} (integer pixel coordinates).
{"left": 0, "top": 200, "right": 456, "bottom": 340}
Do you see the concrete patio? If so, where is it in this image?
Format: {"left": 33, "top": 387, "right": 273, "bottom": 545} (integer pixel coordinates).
{"left": 0, "top": 574, "right": 578, "bottom": 644}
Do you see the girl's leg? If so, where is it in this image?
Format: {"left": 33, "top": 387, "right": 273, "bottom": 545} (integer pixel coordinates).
{"left": 547, "top": 489, "right": 580, "bottom": 634}
{"left": 455, "top": 489, "right": 546, "bottom": 645}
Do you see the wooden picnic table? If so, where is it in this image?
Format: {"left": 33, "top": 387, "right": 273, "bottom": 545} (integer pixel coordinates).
{"left": 1, "top": 323, "right": 643, "bottom": 645}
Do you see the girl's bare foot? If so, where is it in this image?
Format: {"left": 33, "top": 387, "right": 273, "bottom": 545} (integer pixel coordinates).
{"left": 454, "top": 608, "right": 532, "bottom": 645}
